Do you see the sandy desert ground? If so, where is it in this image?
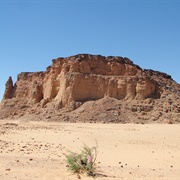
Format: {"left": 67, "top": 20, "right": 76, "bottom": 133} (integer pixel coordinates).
{"left": 0, "top": 119, "right": 180, "bottom": 180}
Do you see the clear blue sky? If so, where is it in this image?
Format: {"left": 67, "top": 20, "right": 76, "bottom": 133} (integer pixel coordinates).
{"left": 0, "top": 0, "right": 180, "bottom": 101}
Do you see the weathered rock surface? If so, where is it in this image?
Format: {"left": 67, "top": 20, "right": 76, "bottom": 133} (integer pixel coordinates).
{"left": 0, "top": 54, "right": 180, "bottom": 123}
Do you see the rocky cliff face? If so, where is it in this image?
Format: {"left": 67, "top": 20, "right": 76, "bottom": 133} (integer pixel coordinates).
{"left": 0, "top": 54, "right": 180, "bottom": 123}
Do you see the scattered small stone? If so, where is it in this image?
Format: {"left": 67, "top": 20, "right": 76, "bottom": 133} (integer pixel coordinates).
{"left": 77, "top": 174, "right": 81, "bottom": 179}
{"left": 29, "top": 158, "right": 33, "bottom": 161}
{"left": 5, "top": 169, "right": 10, "bottom": 171}
{"left": 170, "top": 165, "right": 173, "bottom": 168}
{"left": 121, "top": 165, "right": 123, "bottom": 168}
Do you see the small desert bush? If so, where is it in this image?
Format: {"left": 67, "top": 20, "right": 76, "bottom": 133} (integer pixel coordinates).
{"left": 64, "top": 143, "right": 97, "bottom": 178}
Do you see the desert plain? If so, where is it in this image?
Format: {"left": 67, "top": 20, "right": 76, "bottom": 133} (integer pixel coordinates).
{"left": 0, "top": 119, "right": 180, "bottom": 180}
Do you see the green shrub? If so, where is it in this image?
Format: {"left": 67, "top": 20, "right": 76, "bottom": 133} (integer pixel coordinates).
{"left": 64, "top": 143, "right": 97, "bottom": 178}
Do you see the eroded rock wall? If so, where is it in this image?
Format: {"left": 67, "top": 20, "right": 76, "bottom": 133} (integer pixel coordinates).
{"left": 1, "top": 54, "right": 180, "bottom": 123}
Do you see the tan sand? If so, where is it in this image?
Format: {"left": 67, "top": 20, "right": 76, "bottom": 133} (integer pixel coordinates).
{"left": 0, "top": 120, "right": 180, "bottom": 180}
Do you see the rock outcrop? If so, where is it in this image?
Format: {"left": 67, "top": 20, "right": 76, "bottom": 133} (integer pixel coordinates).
{"left": 0, "top": 54, "right": 180, "bottom": 123}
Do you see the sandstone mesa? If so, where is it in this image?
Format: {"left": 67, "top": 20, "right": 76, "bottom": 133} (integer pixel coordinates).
{"left": 0, "top": 54, "right": 180, "bottom": 123}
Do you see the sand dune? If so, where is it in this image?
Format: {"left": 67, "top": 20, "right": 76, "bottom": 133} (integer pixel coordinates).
{"left": 0, "top": 120, "right": 180, "bottom": 179}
